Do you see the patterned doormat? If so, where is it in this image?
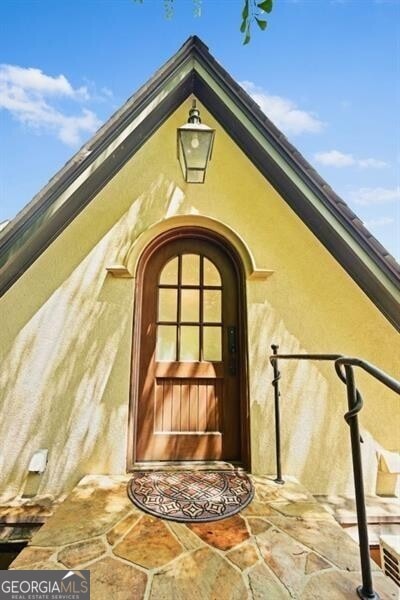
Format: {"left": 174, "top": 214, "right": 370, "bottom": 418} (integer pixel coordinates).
{"left": 127, "top": 470, "right": 254, "bottom": 522}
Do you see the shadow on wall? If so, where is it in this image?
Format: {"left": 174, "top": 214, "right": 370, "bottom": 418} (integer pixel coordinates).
{"left": 0, "top": 175, "right": 186, "bottom": 502}
{"left": 247, "top": 296, "right": 394, "bottom": 496}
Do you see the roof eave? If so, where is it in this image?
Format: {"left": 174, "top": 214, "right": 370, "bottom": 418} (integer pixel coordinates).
{"left": 0, "top": 36, "right": 398, "bottom": 331}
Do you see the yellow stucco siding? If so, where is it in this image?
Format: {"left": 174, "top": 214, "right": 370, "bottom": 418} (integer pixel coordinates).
{"left": 0, "top": 102, "right": 398, "bottom": 502}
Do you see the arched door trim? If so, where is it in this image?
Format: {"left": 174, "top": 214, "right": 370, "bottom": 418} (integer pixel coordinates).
{"left": 121, "top": 215, "right": 274, "bottom": 281}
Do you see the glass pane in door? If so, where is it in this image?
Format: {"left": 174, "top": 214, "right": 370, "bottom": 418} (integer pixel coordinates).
{"left": 159, "top": 257, "right": 178, "bottom": 285}
{"left": 180, "top": 326, "right": 200, "bottom": 361}
{"left": 158, "top": 289, "right": 178, "bottom": 322}
{"left": 181, "top": 289, "right": 200, "bottom": 322}
{"left": 181, "top": 254, "right": 200, "bottom": 285}
{"left": 204, "top": 258, "right": 221, "bottom": 286}
{"left": 203, "top": 290, "right": 221, "bottom": 323}
{"left": 203, "top": 327, "right": 222, "bottom": 361}
{"left": 157, "top": 325, "right": 177, "bottom": 361}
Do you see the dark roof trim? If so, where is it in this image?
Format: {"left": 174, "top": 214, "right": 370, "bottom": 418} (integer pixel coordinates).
{"left": 0, "top": 74, "right": 193, "bottom": 292}
{"left": 190, "top": 39, "right": 400, "bottom": 286}
{"left": 193, "top": 75, "right": 399, "bottom": 330}
{"left": 0, "top": 38, "right": 198, "bottom": 267}
{"left": 0, "top": 36, "right": 398, "bottom": 330}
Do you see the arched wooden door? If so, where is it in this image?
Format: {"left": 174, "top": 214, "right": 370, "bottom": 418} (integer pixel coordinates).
{"left": 133, "top": 230, "right": 245, "bottom": 463}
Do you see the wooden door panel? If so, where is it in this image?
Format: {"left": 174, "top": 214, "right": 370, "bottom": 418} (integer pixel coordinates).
{"left": 154, "top": 378, "right": 222, "bottom": 433}
{"left": 149, "top": 433, "right": 223, "bottom": 461}
{"left": 135, "top": 236, "right": 241, "bottom": 462}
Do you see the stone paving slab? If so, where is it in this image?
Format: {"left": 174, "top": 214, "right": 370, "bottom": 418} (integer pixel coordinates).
{"left": 314, "top": 495, "right": 400, "bottom": 524}
{"left": 30, "top": 475, "right": 133, "bottom": 547}
{"left": 9, "top": 474, "right": 399, "bottom": 599}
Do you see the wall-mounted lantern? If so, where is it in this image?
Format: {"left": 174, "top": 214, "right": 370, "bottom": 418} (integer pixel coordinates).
{"left": 177, "top": 100, "right": 215, "bottom": 183}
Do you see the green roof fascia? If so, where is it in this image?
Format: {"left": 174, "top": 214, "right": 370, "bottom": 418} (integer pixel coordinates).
{"left": 0, "top": 57, "right": 195, "bottom": 255}
{"left": 0, "top": 56, "right": 195, "bottom": 287}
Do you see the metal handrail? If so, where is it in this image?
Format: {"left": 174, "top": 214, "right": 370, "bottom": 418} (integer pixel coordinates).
{"left": 269, "top": 345, "right": 400, "bottom": 600}
{"left": 269, "top": 348, "right": 344, "bottom": 484}
{"left": 335, "top": 357, "right": 400, "bottom": 395}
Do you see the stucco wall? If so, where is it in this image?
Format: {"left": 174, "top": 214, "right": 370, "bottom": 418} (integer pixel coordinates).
{"left": 1, "top": 101, "right": 399, "bottom": 502}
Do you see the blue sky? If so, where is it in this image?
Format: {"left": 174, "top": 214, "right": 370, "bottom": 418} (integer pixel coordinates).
{"left": 0, "top": 0, "right": 399, "bottom": 258}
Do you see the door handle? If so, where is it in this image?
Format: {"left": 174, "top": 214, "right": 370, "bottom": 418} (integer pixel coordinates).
{"left": 228, "top": 326, "right": 237, "bottom": 375}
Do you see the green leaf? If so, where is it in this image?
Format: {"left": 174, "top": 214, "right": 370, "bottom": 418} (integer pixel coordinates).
{"left": 256, "top": 17, "right": 267, "bottom": 30}
{"left": 257, "top": 0, "right": 273, "bottom": 13}
{"left": 240, "top": 19, "right": 247, "bottom": 33}
{"left": 242, "top": 0, "right": 249, "bottom": 20}
{"left": 243, "top": 26, "right": 251, "bottom": 45}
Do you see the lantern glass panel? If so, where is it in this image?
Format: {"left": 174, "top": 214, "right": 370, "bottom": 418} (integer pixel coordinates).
{"left": 179, "top": 129, "right": 213, "bottom": 169}
{"left": 186, "top": 168, "right": 205, "bottom": 184}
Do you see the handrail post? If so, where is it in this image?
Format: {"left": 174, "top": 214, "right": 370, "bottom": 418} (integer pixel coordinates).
{"left": 271, "top": 344, "right": 284, "bottom": 484}
{"left": 344, "top": 365, "right": 379, "bottom": 600}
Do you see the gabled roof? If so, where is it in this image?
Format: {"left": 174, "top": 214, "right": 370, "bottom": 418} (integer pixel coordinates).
{"left": 0, "top": 36, "right": 399, "bottom": 329}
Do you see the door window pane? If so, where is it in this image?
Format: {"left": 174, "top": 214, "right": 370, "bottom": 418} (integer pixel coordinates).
{"left": 180, "top": 326, "right": 200, "bottom": 361}
{"left": 157, "top": 252, "right": 226, "bottom": 364}
{"left": 181, "top": 289, "right": 199, "bottom": 322}
{"left": 157, "top": 326, "right": 176, "bottom": 361}
{"left": 203, "top": 258, "right": 221, "bottom": 286}
{"left": 158, "top": 289, "right": 177, "bottom": 322}
{"left": 159, "top": 257, "right": 178, "bottom": 285}
{"left": 203, "top": 290, "right": 221, "bottom": 323}
{"left": 181, "top": 254, "right": 200, "bottom": 285}
{"left": 203, "top": 327, "right": 221, "bottom": 361}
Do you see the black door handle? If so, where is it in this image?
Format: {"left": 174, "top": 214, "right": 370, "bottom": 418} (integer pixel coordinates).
{"left": 228, "top": 326, "right": 237, "bottom": 375}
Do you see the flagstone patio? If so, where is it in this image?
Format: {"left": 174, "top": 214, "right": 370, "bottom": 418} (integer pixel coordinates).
{"left": 9, "top": 474, "right": 398, "bottom": 599}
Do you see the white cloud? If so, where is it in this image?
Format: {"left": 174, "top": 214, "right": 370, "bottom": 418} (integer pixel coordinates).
{"left": 0, "top": 64, "right": 88, "bottom": 99}
{"left": 58, "top": 110, "right": 101, "bottom": 146}
{"left": 0, "top": 64, "right": 101, "bottom": 145}
{"left": 365, "top": 217, "right": 395, "bottom": 228}
{"left": 314, "top": 149, "right": 388, "bottom": 169}
{"left": 348, "top": 186, "right": 400, "bottom": 206}
{"left": 315, "top": 150, "right": 355, "bottom": 167}
{"left": 357, "top": 157, "right": 388, "bottom": 168}
{"left": 241, "top": 81, "right": 324, "bottom": 135}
